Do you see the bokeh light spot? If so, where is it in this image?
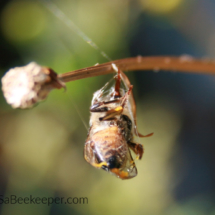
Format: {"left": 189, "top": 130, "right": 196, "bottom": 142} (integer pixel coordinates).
{"left": 139, "top": 0, "right": 184, "bottom": 14}
{"left": 1, "top": 1, "right": 47, "bottom": 43}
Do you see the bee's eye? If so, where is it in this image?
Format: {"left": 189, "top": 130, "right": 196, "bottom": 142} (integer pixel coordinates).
{"left": 107, "top": 156, "right": 121, "bottom": 169}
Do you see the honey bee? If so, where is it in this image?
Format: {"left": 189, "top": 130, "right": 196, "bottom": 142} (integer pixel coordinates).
{"left": 84, "top": 64, "right": 153, "bottom": 179}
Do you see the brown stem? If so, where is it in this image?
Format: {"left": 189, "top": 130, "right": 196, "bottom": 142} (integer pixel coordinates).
{"left": 58, "top": 56, "right": 215, "bottom": 82}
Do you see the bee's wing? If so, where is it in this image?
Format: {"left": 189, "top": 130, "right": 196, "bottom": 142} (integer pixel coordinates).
{"left": 84, "top": 140, "right": 97, "bottom": 167}
{"left": 84, "top": 138, "right": 109, "bottom": 169}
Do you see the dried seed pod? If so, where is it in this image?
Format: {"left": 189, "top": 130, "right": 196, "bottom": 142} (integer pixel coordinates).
{"left": 1, "top": 62, "right": 65, "bottom": 109}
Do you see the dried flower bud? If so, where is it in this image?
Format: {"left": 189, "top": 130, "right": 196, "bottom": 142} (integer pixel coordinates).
{"left": 1, "top": 62, "right": 65, "bottom": 109}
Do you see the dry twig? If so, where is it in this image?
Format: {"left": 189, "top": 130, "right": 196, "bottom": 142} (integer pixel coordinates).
{"left": 2, "top": 55, "right": 215, "bottom": 109}
{"left": 58, "top": 56, "right": 215, "bottom": 82}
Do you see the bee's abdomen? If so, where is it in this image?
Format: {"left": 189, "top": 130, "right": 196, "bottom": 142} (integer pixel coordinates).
{"left": 91, "top": 126, "right": 128, "bottom": 167}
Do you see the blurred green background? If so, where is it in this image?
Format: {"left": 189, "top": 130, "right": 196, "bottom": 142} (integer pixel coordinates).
{"left": 1, "top": 0, "right": 215, "bottom": 214}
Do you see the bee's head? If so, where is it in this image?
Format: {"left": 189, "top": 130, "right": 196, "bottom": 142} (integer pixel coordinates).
{"left": 101, "top": 155, "right": 121, "bottom": 171}
{"left": 107, "top": 155, "right": 121, "bottom": 169}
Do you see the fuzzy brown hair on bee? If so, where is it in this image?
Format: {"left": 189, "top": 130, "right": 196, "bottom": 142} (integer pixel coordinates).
{"left": 84, "top": 64, "right": 153, "bottom": 179}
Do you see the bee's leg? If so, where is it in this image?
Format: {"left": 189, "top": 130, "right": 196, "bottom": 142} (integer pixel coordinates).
{"left": 90, "top": 106, "right": 108, "bottom": 112}
{"left": 91, "top": 161, "right": 109, "bottom": 169}
{"left": 121, "top": 85, "right": 133, "bottom": 108}
{"left": 90, "top": 100, "right": 120, "bottom": 112}
{"left": 118, "top": 70, "right": 154, "bottom": 137}
{"left": 99, "top": 86, "right": 133, "bottom": 121}
{"left": 99, "top": 106, "right": 123, "bottom": 121}
{"left": 127, "top": 141, "right": 144, "bottom": 160}
{"left": 114, "top": 67, "right": 121, "bottom": 98}
{"left": 136, "top": 132, "right": 154, "bottom": 137}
